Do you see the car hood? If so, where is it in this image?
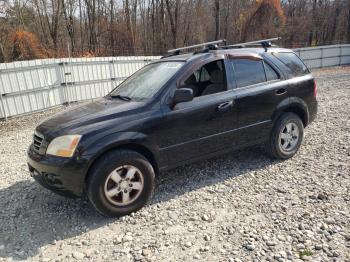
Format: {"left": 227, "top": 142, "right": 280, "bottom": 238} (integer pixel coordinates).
{"left": 36, "top": 97, "right": 145, "bottom": 138}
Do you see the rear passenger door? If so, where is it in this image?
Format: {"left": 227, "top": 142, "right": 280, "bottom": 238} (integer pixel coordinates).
{"left": 267, "top": 52, "right": 315, "bottom": 105}
{"left": 229, "top": 56, "right": 288, "bottom": 147}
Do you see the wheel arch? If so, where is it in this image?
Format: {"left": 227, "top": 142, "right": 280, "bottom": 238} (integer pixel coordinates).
{"left": 87, "top": 142, "right": 158, "bottom": 173}
{"left": 272, "top": 97, "right": 309, "bottom": 127}
{"left": 83, "top": 135, "right": 160, "bottom": 189}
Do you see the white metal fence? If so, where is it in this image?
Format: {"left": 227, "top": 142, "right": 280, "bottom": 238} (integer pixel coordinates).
{"left": 0, "top": 56, "right": 159, "bottom": 119}
{"left": 0, "top": 44, "right": 349, "bottom": 120}
{"left": 294, "top": 44, "right": 350, "bottom": 69}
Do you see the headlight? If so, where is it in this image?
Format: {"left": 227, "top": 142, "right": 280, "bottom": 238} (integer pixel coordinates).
{"left": 46, "top": 135, "right": 82, "bottom": 157}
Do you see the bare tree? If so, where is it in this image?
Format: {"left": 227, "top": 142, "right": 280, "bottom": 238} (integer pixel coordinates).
{"left": 32, "top": 0, "right": 63, "bottom": 50}
{"left": 165, "top": 0, "right": 180, "bottom": 48}
{"left": 84, "top": 0, "right": 97, "bottom": 52}
{"left": 61, "top": 0, "right": 76, "bottom": 52}
{"left": 0, "top": 0, "right": 350, "bottom": 61}
{"left": 214, "top": 0, "right": 220, "bottom": 40}
{"left": 348, "top": 0, "right": 350, "bottom": 42}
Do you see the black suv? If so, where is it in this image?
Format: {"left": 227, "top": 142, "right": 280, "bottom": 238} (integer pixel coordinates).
{"left": 27, "top": 39, "right": 317, "bottom": 217}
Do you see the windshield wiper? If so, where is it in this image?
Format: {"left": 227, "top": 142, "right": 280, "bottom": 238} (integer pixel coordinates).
{"left": 110, "top": 94, "right": 132, "bottom": 101}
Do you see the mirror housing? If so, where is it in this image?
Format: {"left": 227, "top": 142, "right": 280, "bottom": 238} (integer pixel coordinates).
{"left": 173, "top": 88, "right": 193, "bottom": 105}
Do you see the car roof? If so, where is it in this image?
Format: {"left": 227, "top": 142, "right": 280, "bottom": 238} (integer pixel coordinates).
{"left": 158, "top": 47, "right": 294, "bottom": 63}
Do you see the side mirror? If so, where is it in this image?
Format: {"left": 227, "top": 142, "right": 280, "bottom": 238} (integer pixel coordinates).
{"left": 173, "top": 88, "right": 194, "bottom": 105}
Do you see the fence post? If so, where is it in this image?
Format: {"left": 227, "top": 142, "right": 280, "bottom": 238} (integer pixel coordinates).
{"left": 56, "top": 61, "right": 71, "bottom": 106}
{"left": 0, "top": 93, "right": 7, "bottom": 121}
{"left": 0, "top": 70, "right": 8, "bottom": 120}
{"left": 62, "top": 62, "right": 71, "bottom": 105}
{"left": 109, "top": 59, "right": 117, "bottom": 92}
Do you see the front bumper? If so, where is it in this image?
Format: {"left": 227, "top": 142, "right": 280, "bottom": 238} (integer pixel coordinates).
{"left": 27, "top": 145, "right": 89, "bottom": 197}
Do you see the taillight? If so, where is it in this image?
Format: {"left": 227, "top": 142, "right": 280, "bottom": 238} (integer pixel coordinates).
{"left": 313, "top": 79, "right": 317, "bottom": 97}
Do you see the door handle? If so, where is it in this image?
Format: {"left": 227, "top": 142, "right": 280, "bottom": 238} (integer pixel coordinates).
{"left": 217, "top": 101, "right": 234, "bottom": 112}
{"left": 275, "top": 88, "right": 287, "bottom": 95}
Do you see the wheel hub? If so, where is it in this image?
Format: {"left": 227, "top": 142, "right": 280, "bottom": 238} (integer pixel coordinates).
{"left": 286, "top": 133, "right": 293, "bottom": 142}
{"left": 120, "top": 180, "right": 129, "bottom": 190}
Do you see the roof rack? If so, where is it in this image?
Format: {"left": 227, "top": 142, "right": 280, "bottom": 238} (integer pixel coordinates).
{"left": 221, "top": 37, "right": 281, "bottom": 51}
{"left": 162, "top": 37, "right": 281, "bottom": 58}
{"left": 167, "top": 40, "right": 226, "bottom": 54}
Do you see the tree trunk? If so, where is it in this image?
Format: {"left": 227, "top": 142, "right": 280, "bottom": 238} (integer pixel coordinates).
{"left": 0, "top": 43, "right": 5, "bottom": 63}
{"left": 223, "top": 0, "right": 230, "bottom": 39}
{"left": 85, "top": 0, "right": 97, "bottom": 52}
{"left": 110, "top": 0, "right": 115, "bottom": 56}
{"left": 308, "top": 0, "right": 317, "bottom": 46}
{"left": 347, "top": 0, "right": 350, "bottom": 42}
{"left": 165, "top": 0, "right": 179, "bottom": 48}
{"left": 61, "top": 0, "right": 76, "bottom": 54}
{"left": 330, "top": 1, "right": 340, "bottom": 43}
{"left": 124, "top": 0, "right": 134, "bottom": 53}
{"left": 79, "top": 0, "right": 84, "bottom": 53}
{"left": 214, "top": 0, "right": 220, "bottom": 40}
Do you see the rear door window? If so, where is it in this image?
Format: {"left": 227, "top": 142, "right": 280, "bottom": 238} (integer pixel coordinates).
{"left": 232, "top": 59, "right": 266, "bottom": 88}
{"left": 272, "top": 52, "right": 309, "bottom": 76}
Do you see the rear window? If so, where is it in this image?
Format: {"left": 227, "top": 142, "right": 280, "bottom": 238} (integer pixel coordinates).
{"left": 272, "top": 52, "right": 309, "bottom": 76}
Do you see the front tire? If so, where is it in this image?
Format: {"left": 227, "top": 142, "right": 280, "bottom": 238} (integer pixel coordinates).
{"left": 267, "top": 112, "right": 304, "bottom": 159}
{"left": 87, "top": 149, "right": 155, "bottom": 217}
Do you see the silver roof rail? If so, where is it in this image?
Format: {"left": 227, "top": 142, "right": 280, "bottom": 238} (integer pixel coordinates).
{"left": 167, "top": 40, "right": 226, "bottom": 53}
{"left": 222, "top": 37, "right": 281, "bottom": 49}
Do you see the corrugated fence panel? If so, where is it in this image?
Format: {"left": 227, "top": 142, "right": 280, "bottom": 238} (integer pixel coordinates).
{"left": 294, "top": 44, "right": 350, "bottom": 69}
{"left": 0, "top": 60, "right": 63, "bottom": 118}
{"left": 340, "top": 45, "right": 350, "bottom": 65}
{"left": 0, "top": 56, "right": 159, "bottom": 119}
{"left": 0, "top": 46, "right": 349, "bottom": 119}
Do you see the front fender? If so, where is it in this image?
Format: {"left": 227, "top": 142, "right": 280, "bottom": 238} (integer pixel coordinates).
{"left": 80, "top": 131, "right": 160, "bottom": 169}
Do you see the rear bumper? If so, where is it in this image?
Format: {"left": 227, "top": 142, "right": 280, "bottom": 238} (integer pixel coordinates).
{"left": 27, "top": 145, "right": 89, "bottom": 197}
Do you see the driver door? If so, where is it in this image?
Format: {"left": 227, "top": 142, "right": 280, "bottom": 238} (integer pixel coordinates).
{"left": 156, "top": 59, "right": 239, "bottom": 166}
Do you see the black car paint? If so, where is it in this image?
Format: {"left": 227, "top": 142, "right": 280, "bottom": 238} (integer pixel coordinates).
{"left": 27, "top": 47, "right": 318, "bottom": 197}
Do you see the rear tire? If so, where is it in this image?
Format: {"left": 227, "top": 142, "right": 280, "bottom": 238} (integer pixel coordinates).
{"left": 87, "top": 149, "right": 155, "bottom": 217}
{"left": 267, "top": 112, "right": 304, "bottom": 159}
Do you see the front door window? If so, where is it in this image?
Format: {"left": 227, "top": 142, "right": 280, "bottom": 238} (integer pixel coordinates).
{"left": 182, "top": 60, "right": 227, "bottom": 98}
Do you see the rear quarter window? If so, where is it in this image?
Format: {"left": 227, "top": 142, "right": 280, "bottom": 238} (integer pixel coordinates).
{"left": 272, "top": 52, "right": 309, "bottom": 77}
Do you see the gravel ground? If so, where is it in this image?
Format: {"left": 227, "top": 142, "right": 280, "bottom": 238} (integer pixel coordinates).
{"left": 0, "top": 67, "right": 349, "bottom": 262}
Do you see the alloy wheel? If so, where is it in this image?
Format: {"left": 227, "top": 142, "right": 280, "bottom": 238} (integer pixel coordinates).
{"left": 278, "top": 122, "right": 300, "bottom": 153}
{"left": 104, "top": 165, "right": 144, "bottom": 206}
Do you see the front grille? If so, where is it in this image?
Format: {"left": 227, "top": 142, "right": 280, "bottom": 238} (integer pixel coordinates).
{"left": 33, "top": 132, "right": 44, "bottom": 153}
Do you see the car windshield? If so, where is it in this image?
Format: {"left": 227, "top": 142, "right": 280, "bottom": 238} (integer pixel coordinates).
{"left": 109, "top": 61, "right": 184, "bottom": 101}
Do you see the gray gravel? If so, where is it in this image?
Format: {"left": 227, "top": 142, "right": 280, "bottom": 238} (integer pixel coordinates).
{"left": 0, "top": 67, "right": 349, "bottom": 262}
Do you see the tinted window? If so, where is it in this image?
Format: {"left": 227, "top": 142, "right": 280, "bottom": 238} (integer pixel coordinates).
{"left": 273, "top": 52, "right": 309, "bottom": 76}
{"left": 264, "top": 62, "right": 279, "bottom": 81}
{"left": 233, "top": 59, "right": 266, "bottom": 88}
